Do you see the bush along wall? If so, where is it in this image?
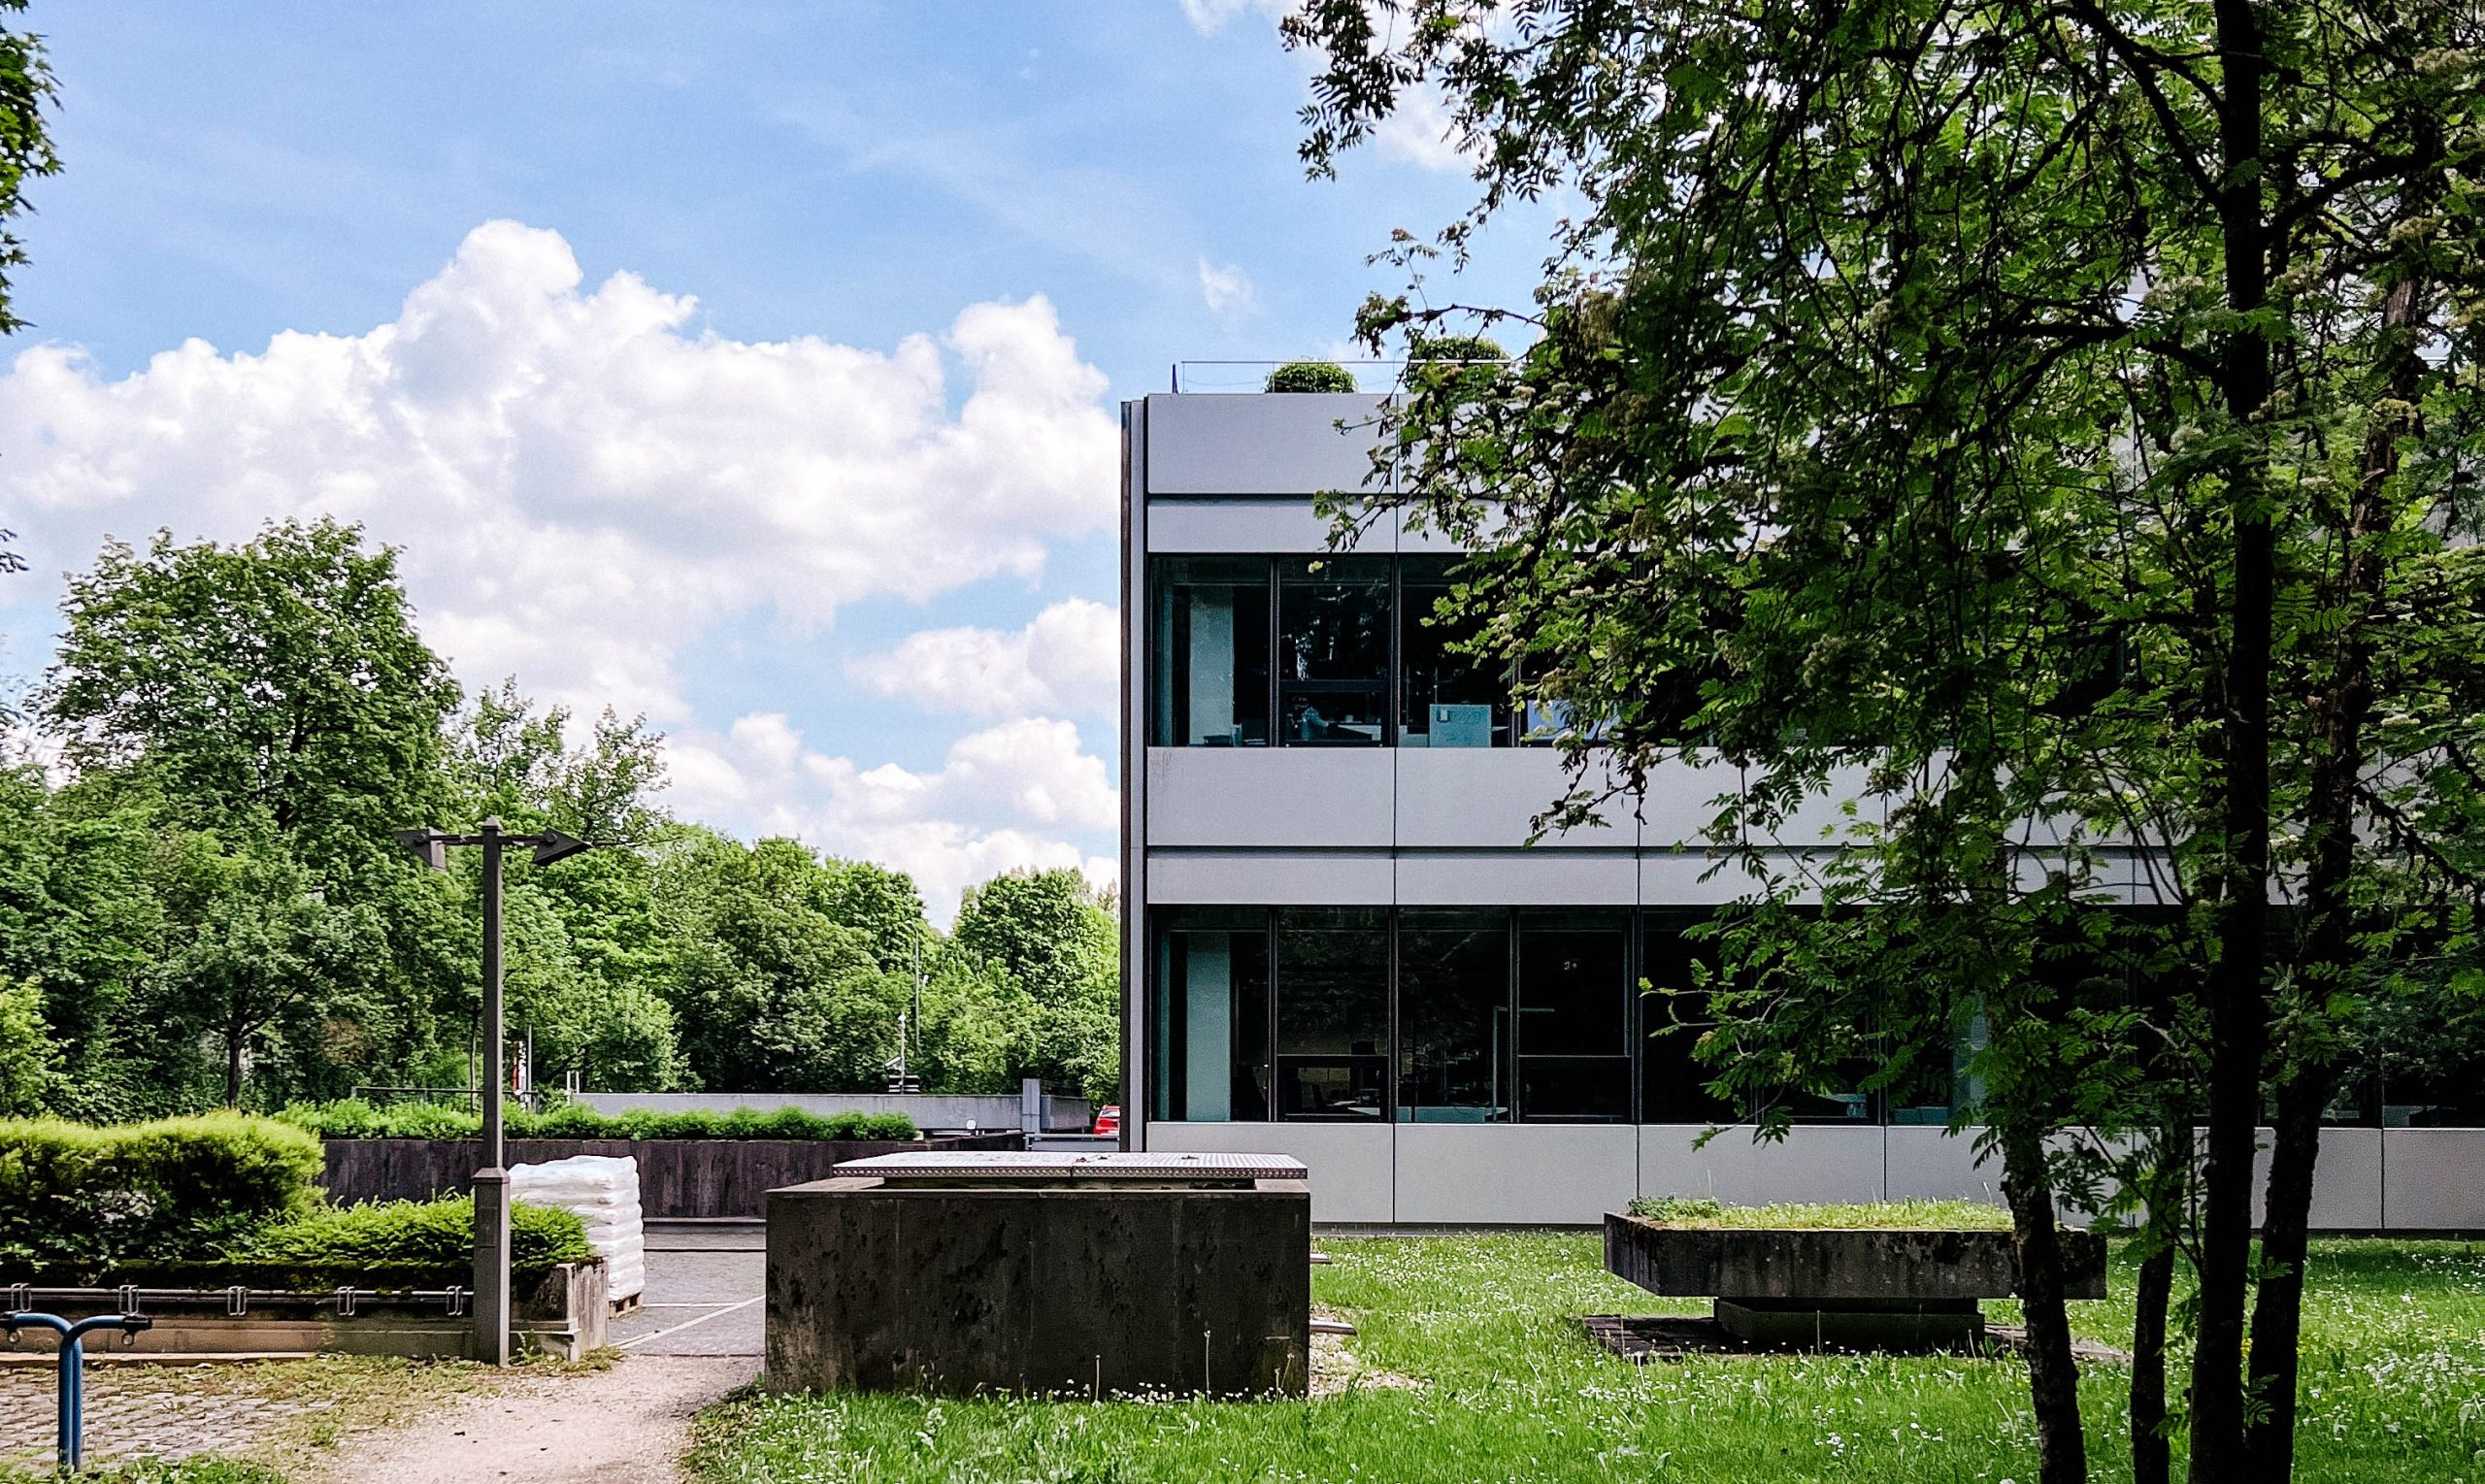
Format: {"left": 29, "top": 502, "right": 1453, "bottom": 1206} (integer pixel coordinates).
{"left": 0, "top": 1113, "right": 325, "bottom": 1280}
{"left": 279, "top": 1099, "right": 918, "bottom": 1142}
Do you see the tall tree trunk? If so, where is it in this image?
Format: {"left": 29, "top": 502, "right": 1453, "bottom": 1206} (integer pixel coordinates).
{"left": 2131, "top": 1122, "right": 2190, "bottom": 1484}
{"left": 2001, "top": 1125, "right": 2087, "bottom": 1484}
{"left": 2190, "top": 2, "right": 2276, "bottom": 1476}
{"left": 2242, "top": 272, "right": 2425, "bottom": 1479}
{"left": 223, "top": 1022, "right": 246, "bottom": 1108}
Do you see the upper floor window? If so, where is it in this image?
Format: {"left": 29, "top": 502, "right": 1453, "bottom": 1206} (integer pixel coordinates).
{"left": 1400, "top": 556, "right": 1517, "bottom": 748}
{"left": 1149, "top": 556, "right": 1271, "bottom": 747}
{"left": 1278, "top": 556, "right": 1390, "bottom": 746}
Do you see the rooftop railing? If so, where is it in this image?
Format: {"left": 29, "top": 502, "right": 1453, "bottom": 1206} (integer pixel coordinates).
{"left": 1169, "top": 359, "right": 1409, "bottom": 393}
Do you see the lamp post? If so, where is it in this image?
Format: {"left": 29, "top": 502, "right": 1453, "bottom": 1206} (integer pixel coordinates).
{"left": 397, "top": 817, "right": 594, "bottom": 1365}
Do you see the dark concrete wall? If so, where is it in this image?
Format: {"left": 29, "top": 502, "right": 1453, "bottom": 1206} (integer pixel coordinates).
{"left": 766, "top": 1177, "right": 1310, "bottom": 1399}
{"left": 321, "top": 1134, "right": 1025, "bottom": 1218}
{"left": 1605, "top": 1215, "right": 2108, "bottom": 1301}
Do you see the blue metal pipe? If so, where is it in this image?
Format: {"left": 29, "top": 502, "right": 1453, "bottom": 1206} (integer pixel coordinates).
{"left": 5, "top": 1311, "right": 154, "bottom": 1472}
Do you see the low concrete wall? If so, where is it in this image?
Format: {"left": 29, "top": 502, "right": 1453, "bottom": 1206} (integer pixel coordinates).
{"left": 574, "top": 1091, "right": 1093, "bottom": 1133}
{"left": 0, "top": 1263, "right": 606, "bottom": 1363}
{"left": 766, "top": 1176, "right": 1311, "bottom": 1399}
{"left": 322, "top": 1134, "right": 1024, "bottom": 1218}
{"left": 1605, "top": 1214, "right": 2108, "bottom": 1301}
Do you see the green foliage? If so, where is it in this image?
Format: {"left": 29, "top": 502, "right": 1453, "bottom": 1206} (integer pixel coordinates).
{"left": 1625, "top": 1196, "right": 2016, "bottom": 1231}
{"left": 1264, "top": 360, "right": 1358, "bottom": 393}
{"left": 951, "top": 868, "right": 1120, "bottom": 1102}
{"left": 235, "top": 1194, "right": 593, "bottom": 1275}
{"left": 0, "top": 1112, "right": 322, "bottom": 1278}
{"left": 0, "top": 0, "right": 61, "bottom": 336}
{"left": 276, "top": 1098, "right": 915, "bottom": 1141}
{"left": 0, "top": 975, "right": 56, "bottom": 1114}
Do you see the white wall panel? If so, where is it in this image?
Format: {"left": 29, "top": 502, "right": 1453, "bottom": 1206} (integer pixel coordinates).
{"left": 1637, "top": 758, "right": 1741, "bottom": 848}
{"left": 1396, "top": 748, "right": 1626, "bottom": 848}
{"left": 1145, "top": 748, "right": 1394, "bottom": 847}
{"left": 1639, "top": 1124, "right": 1886, "bottom": 1204}
{"left": 1753, "top": 764, "right": 1882, "bottom": 847}
{"left": 1883, "top": 1127, "right": 2006, "bottom": 1206}
{"left": 1394, "top": 1124, "right": 1640, "bottom": 1224}
{"left": 1395, "top": 851, "right": 1637, "bottom": 907}
{"left": 1147, "top": 850, "right": 1393, "bottom": 906}
{"left": 2381, "top": 1129, "right": 2485, "bottom": 1230}
{"left": 1144, "top": 393, "right": 1389, "bottom": 496}
{"left": 1145, "top": 499, "right": 1380, "bottom": 554}
{"left": 1144, "top": 1120, "right": 1395, "bottom": 1223}
{"left": 1640, "top": 851, "right": 1759, "bottom": 906}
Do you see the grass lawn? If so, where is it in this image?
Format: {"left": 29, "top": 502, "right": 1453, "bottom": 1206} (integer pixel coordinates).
{"left": 691, "top": 1233, "right": 2485, "bottom": 1483}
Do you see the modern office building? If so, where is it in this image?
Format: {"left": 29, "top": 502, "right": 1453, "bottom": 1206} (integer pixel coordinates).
{"left": 1117, "top": 379, "right": 2485, "bottom": 1228}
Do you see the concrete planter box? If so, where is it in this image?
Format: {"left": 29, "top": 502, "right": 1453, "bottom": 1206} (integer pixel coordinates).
{"left": 0, "top": 1262, "right": 608, "bottom": 1363}
{"left": 767, "top": 1154, "right": 1312, "bottom": 1399}
{"left": 321, "top": 1133, "right": 1025, "bottom": 1218}
{"left": 1604, "top": 1213, "right": 2106, "bottom": 1348}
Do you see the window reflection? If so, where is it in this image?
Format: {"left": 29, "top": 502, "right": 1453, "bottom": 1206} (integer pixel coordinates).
{"left": 1278, "top": 556, "right": 1391, "bottom": 746}
{"left": 1639, "top": 910, "right": 1740, "bottom": 1125}
{"left": 1517, "top": 910, "right": 1633, "bottom": 1121}
{"left": 1151, "top": 908, "right": 1270, "bottom": 1122}
{"left": 1399, "top": 556, "right": 1513, "bottom": 748}
{"left": 1397, "top": 908, "right": 1511, "bottom": 1122}
{"left": 1276, "top": 907, "right": 1389, "bottom": 1118}
{"left": 1149, "top": 557, "right": 1271, "bottom": 747}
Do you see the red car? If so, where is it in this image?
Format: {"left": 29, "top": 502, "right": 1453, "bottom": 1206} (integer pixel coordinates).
{"left": 1092, "top": 1105, "right": 1121, "bottom": 1137}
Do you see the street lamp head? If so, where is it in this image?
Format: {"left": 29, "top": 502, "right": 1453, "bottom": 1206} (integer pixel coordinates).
{"left": 393, "top": 827, "right": 448, "bottom": 873}
{"left": 531, "top": 828, "right": 593, "bottom": 867}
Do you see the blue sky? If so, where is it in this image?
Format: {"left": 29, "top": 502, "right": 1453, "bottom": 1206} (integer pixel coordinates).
{"left": 0, "top": 2, "right": 1551, "bottom": 916}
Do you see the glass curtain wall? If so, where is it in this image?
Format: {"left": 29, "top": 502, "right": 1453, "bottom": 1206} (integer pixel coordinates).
{"left": 1275, "top": 907, "right": 1390, "bottom": 1118}
{"left": 1149, "top": 557, "right": 1271, "bottom": 747}
{"left": 1150, "top": 908, "right": 1271, "bottom": 1122}
{"left": 1277, "top": 556, "right": 1391, "bottom": 745}
{"left": 1398, "top": 556, "right": 1513, "bottom": 748}
{"left": 1639, "top": 909, "right": 1740, "bottom": 1124}
{"left": 1516, "top": 911, "right": 1635, "bottom": 1120}
{"left": 1396, "top": 908, "right": 1512, "bottom": 1122}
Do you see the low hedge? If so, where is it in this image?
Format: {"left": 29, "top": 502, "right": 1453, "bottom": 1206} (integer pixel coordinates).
{"left": 1264, "top": 360, "right": 1357, "bottom": 393}
{"left": 235, "top": 1193, "right": 594, "bottom": 1275}
{"left": 0, "top": 1113, "right": 324, "bottom": 1279}
{"left": 279, "top": 1098, "right": 918, "bottom": 1142}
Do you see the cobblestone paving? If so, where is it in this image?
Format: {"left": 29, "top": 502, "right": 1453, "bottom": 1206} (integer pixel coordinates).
{"left": 0, "top": 1367, "right": 332, "bottom": 1469}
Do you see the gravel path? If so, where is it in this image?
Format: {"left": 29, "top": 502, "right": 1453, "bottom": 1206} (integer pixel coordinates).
{"left": 310, "top": 1355, "right": 757, "bottom": 1484}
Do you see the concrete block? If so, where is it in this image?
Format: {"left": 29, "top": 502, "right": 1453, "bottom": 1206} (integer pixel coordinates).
{"left": 765, "top": 1177, "right": 1310, "bottom": 1398}
{"left": 1603, "top": 1214, "right": 2107, "bottom": 1302}
{"left": 1714, "top": 1297, "right": 1983, "bottom": 1350}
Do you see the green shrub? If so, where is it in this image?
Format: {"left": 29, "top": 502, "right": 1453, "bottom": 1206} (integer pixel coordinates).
{"left": 235, "top": 1194, "right": 593, "bottom": 1275}
{"left": 1264, "top": 360, "right": 1357, "bottom": 393}
{"left": 1408, "top": 334, "right": 1507, "bottom": 363}
{"left": 0, "top": 1113, "right": 324, "bottom": 1279}
{"left": 277, "top": 1100, "right": 918, "bottom": 1141}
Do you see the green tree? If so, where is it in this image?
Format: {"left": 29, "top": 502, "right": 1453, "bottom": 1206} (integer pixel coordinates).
{"left": 817, "top": 860, "right": 932, "bottom": 975}
{"left": 0, "top": 0, "right": 59, "bottom": 335}
{"left": 953, "top": 869, "right": 1120, "bottom": 1102}
{"left": 43, "top": 520, "right": 461, "bottom": 871}
{"left": 1284, "top": 4, "right": 2485, "bottom": 1480}
{"left": 0, "top": 976, "right": 56, "bottom": 1114}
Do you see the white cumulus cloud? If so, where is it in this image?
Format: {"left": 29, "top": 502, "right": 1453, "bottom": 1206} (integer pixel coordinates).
{"left": 1197, "top": 258, "right": 1259, "bottom": 320}
{"left": 0, "top": 219, "right": 1119, "bottom": 724}
{"left": 665, "top": 711, "right": 1117, "bottom": 921}
{"left": 846, "top": 597, "right": 1117, "bottom": 718}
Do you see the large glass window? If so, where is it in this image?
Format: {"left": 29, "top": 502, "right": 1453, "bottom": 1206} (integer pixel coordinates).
{"left": 1399, "top": 556, "right": 1514, "bottom": 748}
{"left": 1277, "top": 556, "right": 1391, "bottom": 746}
{"left": 1639, "top": 910, "right": 1740, "bottom": 1124}
{"left": 1397, "top": 909, "right": 1511, "bottom": 1122}
{"left": 1517, "top": 911, "right": 1633, "bottom": 1121}
{"left": 1150, "top": 557, "right": 1271, "bottom": 747}
{"left": 1276, "top": 907, "right": 1389, "bottom": 1118}
{"left": 1150, "top": 908, "right": 1271, "bottom": 1122}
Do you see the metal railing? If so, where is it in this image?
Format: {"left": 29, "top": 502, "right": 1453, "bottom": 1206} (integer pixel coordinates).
{"left": 1170, "top": 359, "right": 1409, "bottom": 393}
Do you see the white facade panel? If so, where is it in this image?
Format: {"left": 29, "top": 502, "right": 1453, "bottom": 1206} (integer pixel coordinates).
{"left": 1144, "top": 747, "right": 1394, "bottom": 847}
{"left": 1143, "top": 392, "right": 1389, "bottom": 497}
{"left": 1143, "top": 1120, "right": 1395, "bottom": 1223}
{"left": 1394, "top": 850, "right": 1636, "bottom": 907}
{"left": 1145, "top": 498, "right": 1380, "bottom": 554}
{"left": 1636, "top": 758, "right": 1741, "bottom": 848}
{"left": 2380, "top": 1129, "right": 2485, "bottom": 1230}
{"left": 1639, "top": 1124, "right": 1886, "bottom": 1204}
{"left": 1395, "top": 747, "right": 1627, "bottom": 848}
{"left": 1147, "top": 850, "right": 1394, "bottom": 906}
{"left": 2310, "top": 1128, "right": 2386, "bottom": 1230}
{"left": 1754, "top": 764, "right": 1883, "bottom": 847}
{"left": 1639, "top": 851, "right": 1758, "bottom": 906}
{"left": 1394, "top": 1124, "right": 1640, "bottom": 1224}
{"left": 1883, "top": 1126, "right": 2006, "bottom": 1206}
